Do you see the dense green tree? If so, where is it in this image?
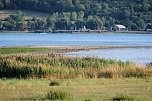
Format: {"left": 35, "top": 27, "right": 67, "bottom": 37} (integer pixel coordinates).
{"left": 75, "top": 4, "right": 86, "bottom": 11}
{"left": 66, "top": 0, "right": 72, "bottom": 6}
{"left": 55, "top": 18, "right": 68, "bottom": 30}
{"left": 63, "top": 12, "right": 71, "bottom": 20}
{"left": 3, "top": 21, "right": 14, "bottom": 30}
{"left": 35, "top": 19, "right": 46, "bottom": 30}
{"left": 0, "top": 20, "right": 2, "bottom": 25}
{"left": 4, "top": 11, "right": 25, "bottom": 30}
{"left": 0, "top": 1, "right": 4, "bottom": 9}
{"left": 77, "top": 11, "right": 84, "bottom": 20}
{"left": 27, "top": 19, "right": 32, "bottom": 28}
{"left": 124, "top": 19, "right": 132, "bottom": 31}
{"left": 0, "top": 0, "right": 151, "bottom": 31}
{"left": 75, "top": 19, "right": 85, "bottom": 29}
{"left": 72, "top": 0, "right": 79, "bottom": 4}
{"left": 86, "top": 17, "right": 103, "bottom": 30}
{"left": 142, "top": 0, "right": 151, "bottom": 12}
{"left": 137, "top": 18, "right": 146, "bottom": 31}
{"left": 71, "top": 11, "right": 77, "bottom": 21}
{"left": 16, "top": 21, "right": 27, "bottom": 31}
{"left": 46, "top": 17, "right": 55, "bottom": 30}
{"left": 131, "top": 23, "right": 139, "bottom": 31}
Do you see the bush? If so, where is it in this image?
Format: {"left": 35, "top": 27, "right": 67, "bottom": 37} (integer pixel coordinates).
{"left": 49, "top": 80, "right": 60, "bottom": 86}
{"left": 112, "top": 93, "right": 135, "bottom": 101}
{"left": 47, "top": 90, "right": 71, "bottom": 100}
{"left": 97, "top": 71, "right": 113, "bottom": 78}
{"left": 122, "top": 68, "right": 146, "bottom": 78}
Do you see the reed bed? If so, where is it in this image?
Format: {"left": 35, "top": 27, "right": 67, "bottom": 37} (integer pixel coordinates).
{"left": 0, "top": 53, "right": 152, "bottom": 79}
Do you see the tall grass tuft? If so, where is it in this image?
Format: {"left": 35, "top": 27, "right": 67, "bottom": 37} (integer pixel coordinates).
{"left": 49, "top": 80, "right": 60, "bottom": 86}
{"left": 47, "top": 90, "right": 71, "bottom": 100}
{"left": 112, "top": 93, "right": 135, "bottom": 101}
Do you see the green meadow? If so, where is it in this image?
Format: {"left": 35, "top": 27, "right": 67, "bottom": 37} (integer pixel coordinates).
{"left": 0, "top": 47, "right": 51, "bottom": 54}
{"left": 0, "top": 78, "right": 152, "bottom": 101}
{"left": 0, "top": 47, "right": 152, "bottom": 101}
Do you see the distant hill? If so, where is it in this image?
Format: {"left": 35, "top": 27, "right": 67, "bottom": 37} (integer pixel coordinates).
{"left": 0, "top": 10, "right": 51, "bottom": 20}
{"left": 0, "top": 0, "right": 151, "bottom": 31}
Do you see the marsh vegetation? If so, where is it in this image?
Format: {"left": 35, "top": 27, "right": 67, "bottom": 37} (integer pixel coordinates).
{"left": 0, "top": 47, "right": 152, "bottom": 100}
{"left": 1, "top": 53, "right": 152, "bottom": 79}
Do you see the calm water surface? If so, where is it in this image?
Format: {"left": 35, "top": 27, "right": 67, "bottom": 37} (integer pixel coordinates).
{"left": 0, "top": 33, "right": 152, "bottom": 63}
{"left": 66, "top": 48, "right": 152, "bottom": 64}
{"left": 0, "top": 33, "right": 152, "bottom": 46}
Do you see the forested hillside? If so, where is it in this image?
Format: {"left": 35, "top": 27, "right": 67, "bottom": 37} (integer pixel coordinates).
{"left": 0, "top": 0, "right": 152, "bottom": 31}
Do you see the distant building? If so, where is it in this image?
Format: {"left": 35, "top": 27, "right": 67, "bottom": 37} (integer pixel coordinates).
{"left": 147, "top": 29, "right": 152, "bottom": 32}
{"left": 79, "top": 26, "right": 87, "bottom": 30}
{"left": 114, "top": 24, "right": 127, "bottom": 31}
{"left": 107, "top": 24, "right": 127, "bottom": 31}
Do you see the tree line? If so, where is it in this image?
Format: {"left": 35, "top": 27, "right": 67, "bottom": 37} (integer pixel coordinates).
{"left": 0, "top": 0, "right": 152, "bottom": 31}
{"left": 0, "top": 11, "right": 104, "bottom": 31}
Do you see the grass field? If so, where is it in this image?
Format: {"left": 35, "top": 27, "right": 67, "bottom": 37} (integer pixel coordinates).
{"left": 0, "top": 47, "right": 51, "bottom": 54}
{"left": 0, "top": 47, "right": 152, "bottom": 101}
{"left": 0, "top": 78, "right": 152, "bottom": 101}
{"left": 0, "top": 10, "right": 50, "bottom": 20}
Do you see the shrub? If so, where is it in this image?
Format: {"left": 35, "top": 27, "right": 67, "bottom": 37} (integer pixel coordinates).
{"left": 49, "top": 80, "right": 60, "bottom": 86}
{"left": 112, "top": 93, "right": 135, "bottom": 101}
{"left": 47, "top": 90, "right": 71, "bottom": 100}
{"left": 122, "top": 68, "right": 146, "bottom": 78}
{"left": 97, "top": 71, "right": 113, "bottom": 78}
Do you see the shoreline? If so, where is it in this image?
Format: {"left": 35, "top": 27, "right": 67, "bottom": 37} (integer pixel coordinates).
{"left": 0, "top": 30, "right": 152, "bottom": 34}
{"left": 2, "top": 45, "right": 152, "bottom": 48}
{"left": 1, "top": 45, "right": 151, "bottom": 67}
{"left": 1, "top": 45, "right": 152, "bottom": 53}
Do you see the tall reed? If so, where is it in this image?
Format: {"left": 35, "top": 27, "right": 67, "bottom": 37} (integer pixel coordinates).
{"left": 0, "top": 54, "right": 151, "bottom": 79}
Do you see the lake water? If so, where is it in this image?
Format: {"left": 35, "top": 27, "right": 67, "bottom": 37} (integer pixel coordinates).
{"left": 0, "top": 33, "right": 152, "bottom": 63}
{"left": 0, "top": 33, "right": 152, "bottom": 46}
{"left": 66, "top": 48, "right": 152, "bottom": 64}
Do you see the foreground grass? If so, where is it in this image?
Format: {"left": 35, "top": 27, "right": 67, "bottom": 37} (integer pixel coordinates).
{"left": 0, "top": 78, "right": 152, "bottom": 101}
{"left": 0, "top": 47, "right": 152, "bottom": 100}
{"left": 0, "top": 47, "right": 51, "bottom": 54}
